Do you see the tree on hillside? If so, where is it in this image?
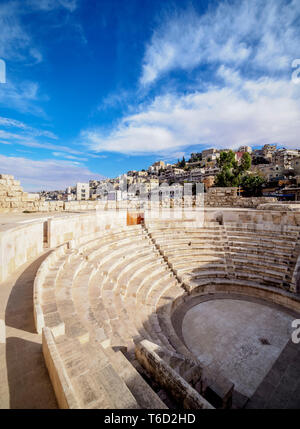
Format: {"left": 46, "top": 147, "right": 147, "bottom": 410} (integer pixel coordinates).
{"left": 177, "top": 156, "right": 186, "bottom": 168}
{"left": 252, "top": 156, "right": 270, "bottom": 165}
{"left": 217, "top": 150, "right": 237, "bottom": 169}
{"left": 215, "top": 150, "right": 239, "bottom": 186}
{"left": 241, "top": 174, "right": 265, "bottom": 197}
{"left": 240, "top": 152, "right": 251, "bottom": 172}
{"left": 189, "top": 152, "right": 202, "bottom": 162}
{"left": 215, "top": 150, "right": 253, "bottom": 187}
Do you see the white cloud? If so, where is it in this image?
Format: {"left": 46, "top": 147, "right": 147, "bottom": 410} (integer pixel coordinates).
{"left": 140, "top": 0, "right": 300, "bottom": 85}
{"left": 0, "top": 116, "right": 57, "bottom": 139}
{"left": 83, "top": 71, "right": 300, "bottom": 155}
{"left": 0, "top": 2, "right": 42, "bottom": 63}
{"left": 82, "top": 0, "right": 300, "bottom": 157}
{"left": 52, "top": 151, "right": 88, "bottom": 161}
{"left": 0, "top": 77, "right": 46, "bottom": 115}
{"left": 27, "top": 0, "right": 78, "bottom": 12}
{"left": 0, "top": 154, "right": 104, "bottom": 191}
{"left": 98, "top": 89, "right": 132, "bottom": 111}
{"left": 0, "top": 0, "right": 79, "bottom": 115}
{"left": 0, "top": 115, "right": 107, "bottom": 158}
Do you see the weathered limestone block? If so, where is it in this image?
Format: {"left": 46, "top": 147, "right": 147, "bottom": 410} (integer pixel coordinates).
{"left": 0, "top": 174, "right": 14, "bottom": 179}
{"left": 135, "top": 340, "right": 214, "bottom": 409}
{"left": 42, "top": 328, "right": 79, "bottom": 409}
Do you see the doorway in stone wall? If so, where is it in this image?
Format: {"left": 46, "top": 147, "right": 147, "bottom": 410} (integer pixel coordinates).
{"left": 127, "top": 211, "right": 144, "bottom": 225}
{"left": 43, "top": 220, "right": 48, "bottom": 247}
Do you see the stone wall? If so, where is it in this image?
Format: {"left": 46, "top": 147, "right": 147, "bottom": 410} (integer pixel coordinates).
{"left": 0, "top": 209, "right": 128, "bottom": 284}
{"left": 47, "top": 210, "right": 127, "bottom": 248}
{"left": 205, "top": 208, "right": 300, "bottom": 226}
{"left": 204, "top": 187, "right": 277, "bottom": 208}
{"left": 135, "top": 340, "right": 214, "bottom": 409}
{"left": 0, "top": 174, "right": 40, "bottom": 211}
{"left": 42, "top": 327, "right": 79, "bottom": 409}
{"left": 0, "top": 220, "right": 44, "bottom": 283}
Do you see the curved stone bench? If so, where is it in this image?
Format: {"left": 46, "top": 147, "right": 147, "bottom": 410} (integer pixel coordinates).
{"left": 34, "top": 225, "right": 192, "bottom": 408}
{"left": 33, "top": 219, "right": 300, "bottom": 409}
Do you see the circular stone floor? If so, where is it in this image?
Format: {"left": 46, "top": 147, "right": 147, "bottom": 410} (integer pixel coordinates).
{"left": 182, "top": 298, "right": 294, "bottom": 399}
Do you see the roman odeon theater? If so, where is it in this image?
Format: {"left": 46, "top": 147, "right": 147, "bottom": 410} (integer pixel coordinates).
{"left": 0, "top": 174, "right": 300, "bottom": 409}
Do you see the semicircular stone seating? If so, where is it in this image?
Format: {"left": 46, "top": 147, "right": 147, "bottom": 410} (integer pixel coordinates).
{"left": 35, "top": 224, "right": 199, "bottom": 409}
{"left": 146, "top": 221, "right": 300, "bottom": 293}
{"left": 34, "top": 219, "right": 300, "bottom": 409}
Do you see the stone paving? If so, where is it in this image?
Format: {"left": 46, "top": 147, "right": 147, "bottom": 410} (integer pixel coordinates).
{"left": 246, "top": 339, "right": 300, "bottom": 409}
{"left": 0, "top": 253, "right": 57, "bottom": 409}
{"left": 173, "top": 293, "right": 300, "bottom": 409}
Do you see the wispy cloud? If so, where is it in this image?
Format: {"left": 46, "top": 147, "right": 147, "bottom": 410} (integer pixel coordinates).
{"left": 0, "top": 0, "right": 80, "bottom": 116}
{"left": 0, "top": 76, "right": 47, "bottom": 117}
{"left": 0, "top": 116, "right": 57, "bottom": 138}
{"left": 52, "top": 151, "right": 88, "bottom": 161}
{"left": 0, "top": 2, "right": 42, "bottom": 63}
{"left": 0, "top": 115, "right": 107, "bottom": 158}
{"left": 81, "top": 0, "right": 300, "bottom": 158}
{"left": 0, "top": 153, "right": 104, "bottom": 191}
{"left": 140, "top": 0, "right": 300, "bottom": 86}
{"left": 97, "top": 89, "right": 133, "bottom": 112}
{"left": 83, "top": 70, "right": 300, "bottom": 155}
{"left": 26, "top": 0, "right": 78, "bottom": 12}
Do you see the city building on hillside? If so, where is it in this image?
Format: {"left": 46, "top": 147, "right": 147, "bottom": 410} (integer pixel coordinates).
{"left": 238, "top": 145, "right": 252, "bottom": 153}
{"left": 262, "top": 144, "right": 277, "bottom": 160}
{"left": 291, "top": 157, "right": 300, "bottom": 175}
{"left": 202, "top": 148, "right": 217, "bottom": 160}
{"left": 273, "top": 149, "right": 300, "bottom": 168}
{"left": 257, "top": 164, "right": 286, "bottom": 181}
{"left": 127, "top": 170, "right": 137, "bottom": 177}
{"left": 76, "top": 182, "right": 90, "bottom": 201}
{"left": 189, "top": 168, "right": 205, "bottom": 182}
{"left": 148, "top": 160, "right": 166, "bottom": 174}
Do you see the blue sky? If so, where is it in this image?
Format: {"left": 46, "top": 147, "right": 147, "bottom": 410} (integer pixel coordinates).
{"left": 0, "top": 0, "right": 299, "bottom": 191}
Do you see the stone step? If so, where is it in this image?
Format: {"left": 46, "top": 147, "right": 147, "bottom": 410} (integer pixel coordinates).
{"left": 102, "top": 346, "right": 167, "bottom": 409}
{"left": 232, "top": 257, "right": 288, "bottom": 273}
{"left": 227, "top": 237, "right": 294, "bottom": 249}
{"left": 181, "top": 270, "right": 228, "bottom": 282}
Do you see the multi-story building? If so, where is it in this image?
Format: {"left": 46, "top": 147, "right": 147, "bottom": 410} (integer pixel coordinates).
{"left": 76, "top": 182, "right": 90, "bottom": 201}
{"left": 273, "top": 149, "right": 300, "bottom": 168}
{"left": 238, "top": 145, "right": 252, "bottom": 153}
{"left": 256, "top": 164, "right": 285, "bottom": 182}
{"left": 202, "top": 148, "right": 217, "bottom": 160}
{"left": 148, "top": 161, "right": 166, "bottom": 174}
{"left": 262, "top": 144, "right": 277, "bottom": 160}
{"left": 291, "top": 157, "right": 300, "bottom": 175}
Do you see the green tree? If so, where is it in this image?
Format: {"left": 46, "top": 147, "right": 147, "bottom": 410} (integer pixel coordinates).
{"left": 215, "top": 150, "right": 252, "bottom": 188}
{"left": 241, "top": 174, "right": 265, "bottom": 197}
{"left": 177, "top": 156, "right": 186, "bottom": 168}
{"left": 189, "top": 152, "right": 202, "bottom": 162}
{"left": 217, "top": 150, "right": 237, "bottom": 169}
{"left": 240, "top": 152, "right": 251, "bottom": 172}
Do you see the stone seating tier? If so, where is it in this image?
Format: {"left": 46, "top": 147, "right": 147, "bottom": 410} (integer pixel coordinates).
{"left": 35, "top": 221, "right": 300, "bottom": 409}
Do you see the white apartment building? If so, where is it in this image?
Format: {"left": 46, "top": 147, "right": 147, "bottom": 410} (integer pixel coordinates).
{"left": 76, "top": 182, "right": 90, "bottom": 201}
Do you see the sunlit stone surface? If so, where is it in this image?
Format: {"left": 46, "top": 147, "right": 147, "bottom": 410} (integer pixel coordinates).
{"left": 182, "top": 298, "right": 294, "bottom": 397}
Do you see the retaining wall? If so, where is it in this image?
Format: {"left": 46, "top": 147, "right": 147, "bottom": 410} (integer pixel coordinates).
{"left": 0, "top": 220, "right": 44, "bottom": 283}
